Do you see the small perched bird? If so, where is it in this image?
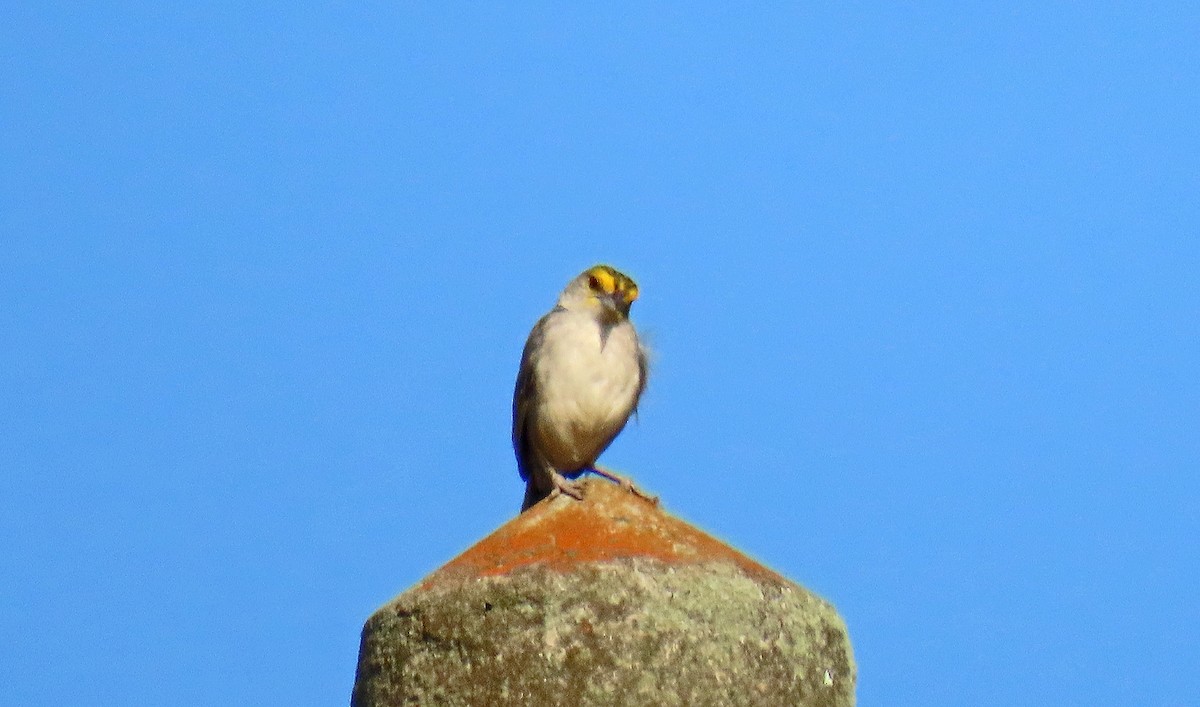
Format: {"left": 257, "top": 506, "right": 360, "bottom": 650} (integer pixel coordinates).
{"left": 513, "top": 264, "right": 654, "bottom": 512}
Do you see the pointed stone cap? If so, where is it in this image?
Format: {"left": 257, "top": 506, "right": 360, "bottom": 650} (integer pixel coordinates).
{"left": 351, "top": 478, "right": 856, "bottom": 706}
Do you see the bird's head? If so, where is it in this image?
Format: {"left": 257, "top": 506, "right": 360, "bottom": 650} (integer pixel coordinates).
{"left": 559, "top": 264, "right": 639, "bottom": 323}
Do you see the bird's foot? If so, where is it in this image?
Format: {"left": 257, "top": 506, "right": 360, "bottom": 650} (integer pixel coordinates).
{"left": 545, "top": 471, "right": 586, "bottom": 503}
{"left": 590, "top": 464, "right": 659, "bottom": 505}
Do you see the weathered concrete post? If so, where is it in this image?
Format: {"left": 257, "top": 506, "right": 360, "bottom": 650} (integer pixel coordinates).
{"left": 351, "top": 478, "right": 855, "bottom": 706}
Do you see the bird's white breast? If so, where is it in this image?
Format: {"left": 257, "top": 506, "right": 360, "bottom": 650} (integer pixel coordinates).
{"left": 532, "top": 310, "right": 641, "bottom": 470}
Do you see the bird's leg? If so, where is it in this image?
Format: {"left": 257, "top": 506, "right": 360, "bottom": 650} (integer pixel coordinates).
{"left": 546, "top": 470, "right": 585, "bottom": 502}
{"left": 590, "top": 464, "right": 659, "bottom": 505}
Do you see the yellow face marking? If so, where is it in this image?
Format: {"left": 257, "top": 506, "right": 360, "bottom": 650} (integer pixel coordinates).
{"left": 585, "top": 265, "right": 639, "bottom": 310}
{"left": 587, "top": 266, "right": 618, "bottom": 295}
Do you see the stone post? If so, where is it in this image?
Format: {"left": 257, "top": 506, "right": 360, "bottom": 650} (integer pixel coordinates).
{"left": 351, "top": 478, "right": 855, "bottom": 706}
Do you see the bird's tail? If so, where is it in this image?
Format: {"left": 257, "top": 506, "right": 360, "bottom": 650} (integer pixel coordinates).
{"left": 520, "top": 478, "right": 547, "bottom": 512}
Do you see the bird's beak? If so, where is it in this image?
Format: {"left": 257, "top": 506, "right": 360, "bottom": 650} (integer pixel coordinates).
{"left": 601, "top": 291, "right": 632, "bottom": 319}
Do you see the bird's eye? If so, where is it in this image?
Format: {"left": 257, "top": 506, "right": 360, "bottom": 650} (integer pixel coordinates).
{"left": 588, "top": 275, "right": 600, "bottom": 290}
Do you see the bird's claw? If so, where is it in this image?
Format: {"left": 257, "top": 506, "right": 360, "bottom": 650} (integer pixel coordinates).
{"left": 590, "top": 465, "right": 659, "bottom": 505}
{"left": 549, "top": 472, "right": 585, "bottom": 502}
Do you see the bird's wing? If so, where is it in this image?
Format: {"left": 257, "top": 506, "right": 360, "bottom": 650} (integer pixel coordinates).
{"left": 633, "top": 336, "right": 649, "bottom": 415}
{"left": 512, "top": 311, "right": 554, "bottom": 481}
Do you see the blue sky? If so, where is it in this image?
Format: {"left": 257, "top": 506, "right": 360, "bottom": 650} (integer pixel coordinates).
{"left": 3, "top": 3, "right": 1197, "bottom": 705}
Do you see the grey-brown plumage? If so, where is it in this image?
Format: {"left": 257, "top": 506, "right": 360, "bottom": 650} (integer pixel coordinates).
{"left": 513, "top": 265, "right": 652, "bottom": 511}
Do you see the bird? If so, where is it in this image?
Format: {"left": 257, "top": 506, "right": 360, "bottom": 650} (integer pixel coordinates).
{"left": 512, "top": 264, "right": 655, "bottom": 512}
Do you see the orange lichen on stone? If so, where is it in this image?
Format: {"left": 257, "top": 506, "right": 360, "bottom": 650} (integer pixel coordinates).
{"left": 422, "top": 478, "right": 782, "bottom": 588}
